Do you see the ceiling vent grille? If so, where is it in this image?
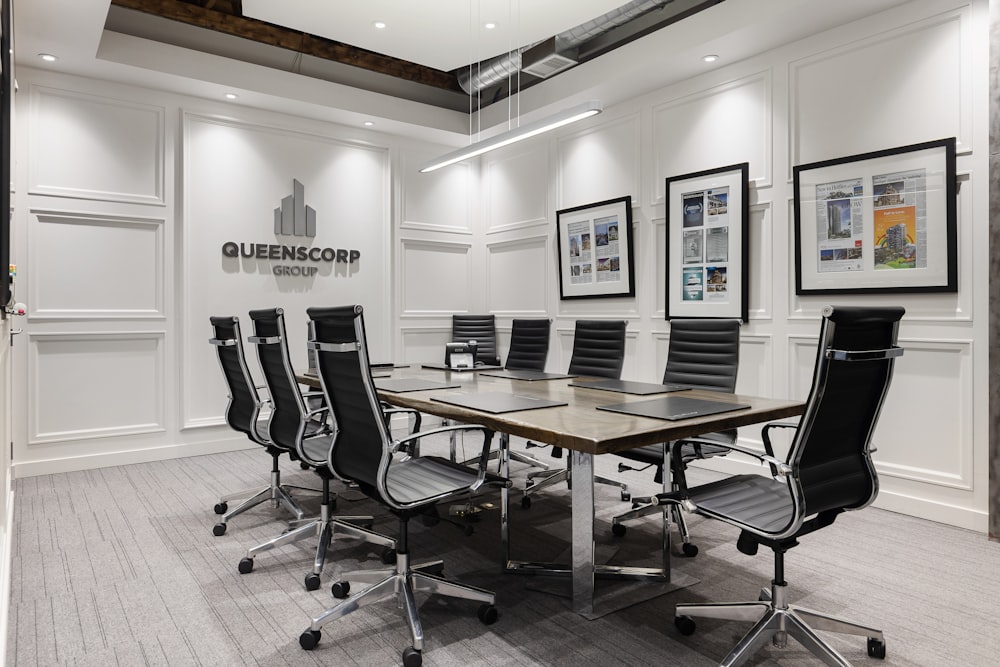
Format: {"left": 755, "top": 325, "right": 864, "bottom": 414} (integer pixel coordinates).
{"left": 520, "top": 37, "right": 579, "bottom": 79}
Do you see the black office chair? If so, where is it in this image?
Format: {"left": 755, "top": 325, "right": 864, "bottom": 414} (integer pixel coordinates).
{"left": 299, "top": 305, "right": 511, "bottom": 667}
{"left": 522, "top": 319, "right": 628, "bottom": 507}
{"left": 237, "top": 308, "right": 396, "bottom": 591}
{"left": 504, "top": 318, "right": 552, "bottom": 371}
{"left": 208, "top": 315, "right": 315, "bottom": 536}
{"left": 610, "top": 318, "right": 741, "bottom": 557}
{"left": 451, "top": 313, "right": 500, "bottom": 366}
{"left": 643, "top": 305, "right": 903, "bottom": 665}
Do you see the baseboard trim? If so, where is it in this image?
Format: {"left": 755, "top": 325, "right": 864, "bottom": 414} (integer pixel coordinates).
{"left": 11, "top": 438, "right": 255, "bottom": 479}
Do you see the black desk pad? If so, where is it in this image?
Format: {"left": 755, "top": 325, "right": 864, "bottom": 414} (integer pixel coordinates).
{"left": 374, "top": 378, "right": 460, "bottom": 393}
{"left": 479, "top": 369, "right": 576, "bottom": 381}
{"left": 420, "top": 363, "right": 504, "bottom": 372}
{"left": 597, "top": 395, "right": 751, "bottom": 421}
{"left": 431, "top": 392, "right": 567, "bottom": 414}
{"left": 569, "top": 378, "right": 687, "bottom": 395}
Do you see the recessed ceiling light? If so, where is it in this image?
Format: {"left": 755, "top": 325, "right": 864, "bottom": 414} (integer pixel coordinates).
{"left": 224, "top": 93, "right": 238, "bottom": 100}
{"left": 38, "top": 53, "right": 57, "bottom": 62}
{"left": 702, "top": 54, "right": 719, "bottom": 63}
{"left": 484, "top": 22, "right": 497, "bottom": 30}
{"left": 373, "top": 21, "right": 387, "bottom": 29}
{"left": 363, "top": 121, "right": 375, "bottom": 127}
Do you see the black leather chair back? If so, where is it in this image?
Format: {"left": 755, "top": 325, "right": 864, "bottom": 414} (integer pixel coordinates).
{"left": 248, "top": 308, "right": 314, "bottom": 461}
{"left": 451, "top": 314, "right": 500, "bottom": 366}
{"left": 663, "top": 319, "right": 740, "bottom": 391}
{"left": 791, "top": 305, "right": 904, "bottom": 518}
{"left": 307, "top": 305, "right": 391, "bottom": 493}
{"left": 209, "top": 315, "right": 267, "bottom": 446}
{"left": 567, "top": 320, "right": 627, "bottom": 379}
{"left": 505, "top": 318, "right": 551, "bottom": 371}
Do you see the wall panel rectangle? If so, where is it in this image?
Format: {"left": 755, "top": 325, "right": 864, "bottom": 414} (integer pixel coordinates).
{"left": 486, "top": 236, "right": 548, "bottom": 315}
{"left": 399, "top": 239, "right": 473, "bottom": 314}
{"left": 28, "top": 332, "right": 165, "bottom": 444}
{"left": 28, "top": 86, "right": 164, "bottom": 205}
{"left": 28, "top": 210, "right": 164, "bottom": 319}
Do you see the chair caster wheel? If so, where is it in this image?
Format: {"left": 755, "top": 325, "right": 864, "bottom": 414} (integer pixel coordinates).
{"left": 675, "top": 615, "right": 696, "bottom": 636}
{"left": 867, "top": 637, "right": 886, "bottom": 659}
{"left": 680, "top": 542, "right": 699, "bottom": 557}
{"left": 477, "top": 604, "right": 498, "bottom": 625}
{"left": 299, "top": 629, "right": 321, "bottom": 650}
{"left": 402, "top": 646, "right": 422, "bottom": 667}
{"left": 214, "top": 502, "right": 228, "bottom": 515}
{"left": 300, "top": 461, "right": 310, "bottom": 470}
{"left": 304, "top": 573, "right": 321, "bottom": 591}
{"left": 611, "top": 522, "right": 627, "bottom": 537}
{"left": 521, "top": 495, "right": 532, "bottom": 509}
{"left": 621, "top": 491, "right": 631, "bottom": 502}
{"left": 381, "top": 547, "right": 397, "bottom": 565}
{"left": 213, "top": 523, "right": 227, "bottom": 536}
{"left": 462, "top": 524, "right": 475, "bottom": 537}
{"left": 238, "top": 557, "right": 254, "bottom": 574}
{"left": 331, "top": 581, "right": 350, "bottom": 599}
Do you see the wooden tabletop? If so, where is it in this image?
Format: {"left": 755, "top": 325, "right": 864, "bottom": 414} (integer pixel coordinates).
{"left": 298, "top": 366, "right": 805, "bottom": 456}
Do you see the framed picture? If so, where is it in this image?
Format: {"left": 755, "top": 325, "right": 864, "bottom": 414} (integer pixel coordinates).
{"left": 556, "top": 196, "right": 635, "bottom": 300}
{"left": 665, "top": 163, "right": 749, "bottom": 321}
{"left": 793, "top": 137, "right": 957, "bottom": 295}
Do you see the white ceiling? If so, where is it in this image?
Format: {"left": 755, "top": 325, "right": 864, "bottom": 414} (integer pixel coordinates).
{"left": 13, "top": 0, "right": 915, "bottom": 145}
{"left": 241, "top": 0, "right": 632, "bottom": 72}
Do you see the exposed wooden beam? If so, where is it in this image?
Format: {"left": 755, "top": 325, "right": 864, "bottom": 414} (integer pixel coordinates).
{"left": 110, "top": 0, "right": 462, "bottom": 92}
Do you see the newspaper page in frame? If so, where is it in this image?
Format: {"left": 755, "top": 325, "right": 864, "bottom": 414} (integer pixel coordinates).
{"left": 815, "top": 178, "right": 864, "bottom": 273}
{"left": 593, "top": 214, "right": 622, "bottom": 283}
{"left": 566, "top": 220, "right": 593, "bottom": 284}
{"left": 679, "top": 186, "right": 731, "bottom": 303}
{"left": 872, "top": 168, "right": 926, "bottom": 270}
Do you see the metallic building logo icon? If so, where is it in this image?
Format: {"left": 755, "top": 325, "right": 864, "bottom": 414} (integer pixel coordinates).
{"left": 274, "top": 179, "right": 316, "bottom": 237}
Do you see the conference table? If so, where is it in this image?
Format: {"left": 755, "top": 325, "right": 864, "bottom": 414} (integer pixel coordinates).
{"left": 299, "top": 365, "right": 805, "bottom": 617}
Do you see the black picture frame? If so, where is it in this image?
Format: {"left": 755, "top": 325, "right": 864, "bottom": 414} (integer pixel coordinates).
{"left": 664, "top": 163, "right": 749, "bottom": 322}
{"left": 793, "top": 138, "right": 957, "bottom": 295}
{"left": 556, "top": 195, "right": 635, "bottom": 300}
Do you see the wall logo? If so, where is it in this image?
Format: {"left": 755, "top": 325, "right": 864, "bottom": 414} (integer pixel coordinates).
{"left": 221, "top": 179, "right": 361, "bottom": 277}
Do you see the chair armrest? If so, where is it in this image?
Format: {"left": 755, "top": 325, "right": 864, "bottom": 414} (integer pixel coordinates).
{"left": 390, "top": 424, "right": 506, "bottom": 486}
{"left": 761, "top": 421, "right": 799, "bottom": 475}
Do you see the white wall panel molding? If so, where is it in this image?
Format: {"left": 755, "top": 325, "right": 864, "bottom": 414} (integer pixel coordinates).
{"left": 399, "top": 239, "right": 474, "bottom": 316}
{"left": 651, "top": 70, "right": 773, "bottom": 206}
{"left": 400, "top": 151, "right": 474, "bottom": 234}
{"left": 873, "top": 337, "right": 974, "bottom": 491}
{"left": 29, "top": 85, "right": 165, "bottom": 205}
{"left": 399, "top": 325, "right": 454, "bottom": 365}
{"left": 748, "top": 202, "right": 773, "bottom": 321}
{"left": 27, "top": 331, "right": 165, "bottom": 445}
{"left": 27, "top": 209, "right": 164, "bottom": 320}
{"left": 788, "top": 332, "right": 974, "bottom": 491}
{"left": 556, "top": 111, "right": 641, "bottom": 210}
{"left": 485, "top": 235, "right": 549, "bottom": 316}
{"left": 788, "top": 5, "right": 971, "bottom": 176}
{"left": 484, "top": 145, "right": 549, "bottom": 234}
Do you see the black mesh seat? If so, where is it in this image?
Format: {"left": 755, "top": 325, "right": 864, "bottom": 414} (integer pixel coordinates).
{"left": 208, "top": 315, "right": 315, "bottom": 537}
{"left": 236, "top": 308, "right": 396, "bottom": 591}
{"left": 522, "top": 319, "right": 628, "bottom": 506}
{"left": 642, "top": 305, "right": 904, "bottom": 665}
{"left": 298, "top": 305, "right": 511, "bottom": 667}
{"left": 610, "top": 318, "right": 741, "bottom": 556}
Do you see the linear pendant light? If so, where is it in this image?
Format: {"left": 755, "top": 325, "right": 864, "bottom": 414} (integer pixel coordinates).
{"left": 419, "top": 99, "right": 603, "bottom": 173}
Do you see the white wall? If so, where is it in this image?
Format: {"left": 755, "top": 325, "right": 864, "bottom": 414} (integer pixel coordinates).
{"left": 9, "top": 70, "right": 446, "bottom": 477}
{"left": 6, "top": 0, "right": 990, "bottom": 531}
{"left": 398, "top": 0, "right": 991, "bottom": 531}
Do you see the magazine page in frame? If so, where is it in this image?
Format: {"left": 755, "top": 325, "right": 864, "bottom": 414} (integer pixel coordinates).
{"left": 556, "top": 196, "right": 635, "bottom": 300}
{"left": 793, "top": 138, "right": 956, "bottom": 294}
{"left": 665, "top": 163, "right": 749, "bottom": 321}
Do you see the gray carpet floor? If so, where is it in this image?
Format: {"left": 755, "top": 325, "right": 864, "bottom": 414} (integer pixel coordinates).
{"left": 6, "top": 432, "right": 1000, "bottom": 666}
